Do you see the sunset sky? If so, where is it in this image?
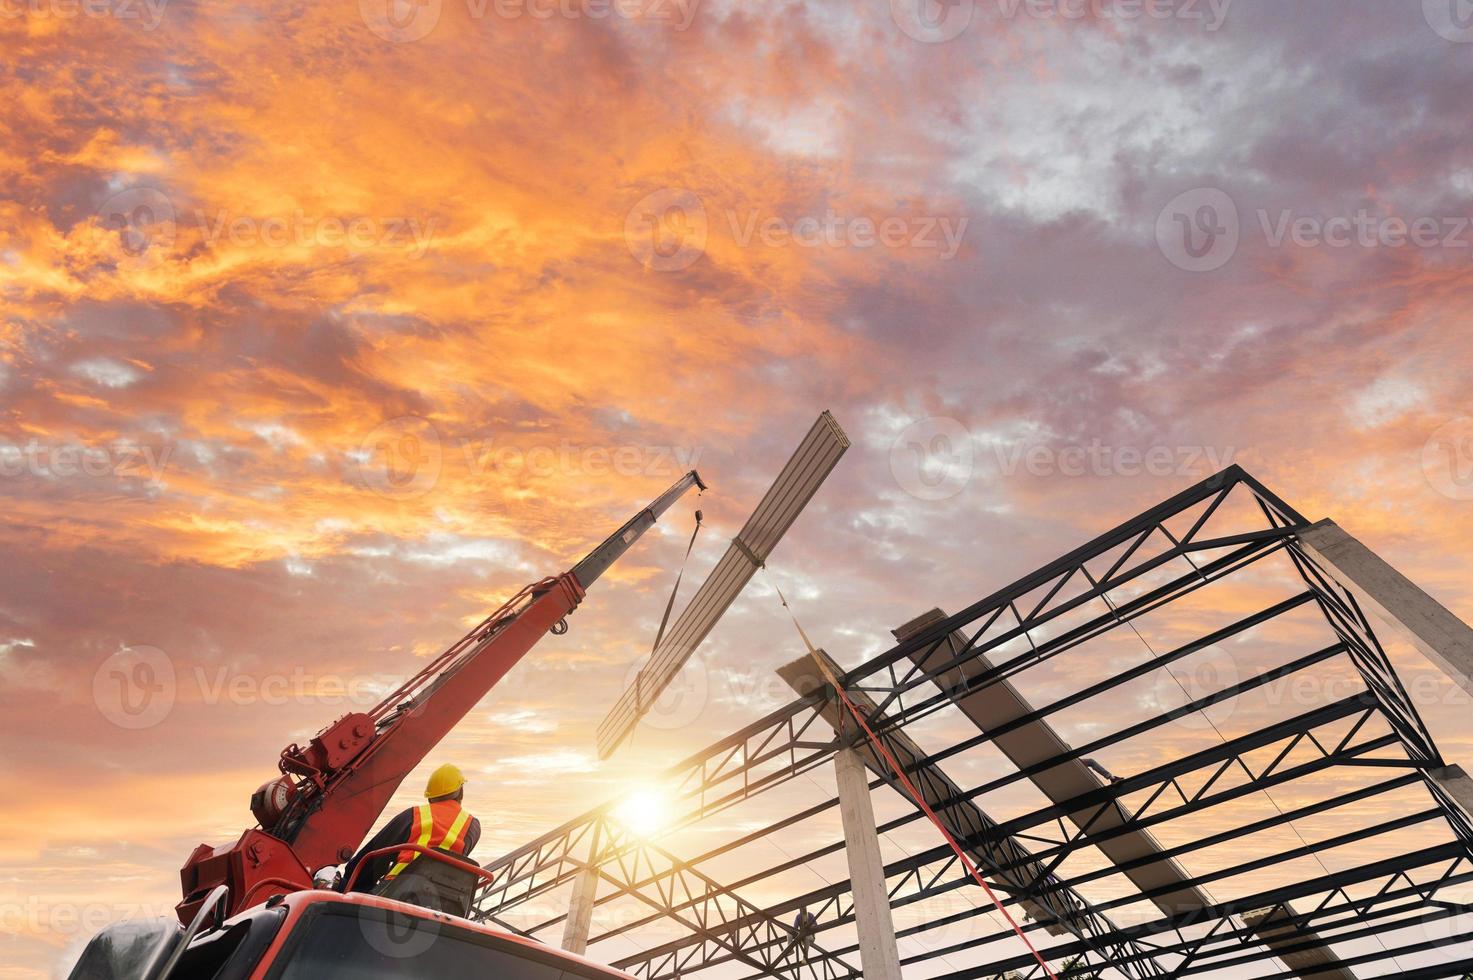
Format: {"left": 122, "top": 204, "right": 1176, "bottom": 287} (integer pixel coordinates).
{"left": 4, "top": 0, "right": 1473, "bottom": 976}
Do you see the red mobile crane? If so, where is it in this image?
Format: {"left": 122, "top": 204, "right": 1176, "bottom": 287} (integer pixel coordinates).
{"left": 70, "top": 471, "right": 704, "bottom": 980}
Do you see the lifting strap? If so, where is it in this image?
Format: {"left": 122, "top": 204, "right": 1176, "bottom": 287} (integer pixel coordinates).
{"left": 650, "top": 510, "right": 703, "bottom": 657}
{"left": 765, "top": 571, "right": 1061, "bottom": 980}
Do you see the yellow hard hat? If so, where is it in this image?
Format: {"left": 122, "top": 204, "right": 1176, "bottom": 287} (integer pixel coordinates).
{"left": 425, "top": 763, "right": 465, "bottom": 800}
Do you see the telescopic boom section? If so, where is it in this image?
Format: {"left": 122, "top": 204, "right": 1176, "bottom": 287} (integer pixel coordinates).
{"left": 176, "top": 471, "right": 705, "bottom": 924}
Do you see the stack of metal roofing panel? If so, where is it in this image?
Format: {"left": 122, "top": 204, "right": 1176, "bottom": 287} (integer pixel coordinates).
{"left": 596, "top": 411, "right": 849, "bottom": 759}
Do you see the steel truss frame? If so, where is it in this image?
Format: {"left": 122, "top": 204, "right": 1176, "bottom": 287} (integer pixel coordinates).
{"left": 472, "top": 466, "right": 1473, "bottom": 979}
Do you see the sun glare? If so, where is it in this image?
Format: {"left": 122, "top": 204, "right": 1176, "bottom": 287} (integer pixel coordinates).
{"left": 613, "top": 787, "right": 671, "bottom": 837}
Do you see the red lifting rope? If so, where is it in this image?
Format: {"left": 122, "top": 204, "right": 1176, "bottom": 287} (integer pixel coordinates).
{"left": 771, "top": 578, "right": 1061, "bottom": 980}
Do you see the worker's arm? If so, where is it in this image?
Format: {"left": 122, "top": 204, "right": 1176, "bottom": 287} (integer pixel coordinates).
{"left": 340, "top": 808, "right": 414, "bottom": 892}
{"left": 462, "top": 816, "right": 482, "bottom": 858}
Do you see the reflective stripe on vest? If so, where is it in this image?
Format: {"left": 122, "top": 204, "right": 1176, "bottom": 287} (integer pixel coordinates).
{"left": 385, "top": 801, "right": 473, "bottom": 880}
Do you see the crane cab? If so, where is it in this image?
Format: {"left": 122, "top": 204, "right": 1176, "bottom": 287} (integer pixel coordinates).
{"left": 69, "top": 889, "right": 637, "bottom": 980}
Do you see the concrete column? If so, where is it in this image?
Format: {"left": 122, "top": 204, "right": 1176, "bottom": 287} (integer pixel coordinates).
{"left": 561, "top": 862, "right": 599, "bottom": 955}
{"left": 834, "top": 747, "right": 903, "bottom": 980}
{"left": 1298, "top": 519, "right": 1473, "bottom": 698}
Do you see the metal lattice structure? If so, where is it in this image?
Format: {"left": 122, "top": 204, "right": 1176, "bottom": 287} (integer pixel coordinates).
{"left": 472, "top": 467, "right": 1473, "bottom": 980}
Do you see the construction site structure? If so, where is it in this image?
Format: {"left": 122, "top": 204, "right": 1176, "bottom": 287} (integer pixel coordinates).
{"left": 472, "top": 466, "right": 1473, "bottom": 980}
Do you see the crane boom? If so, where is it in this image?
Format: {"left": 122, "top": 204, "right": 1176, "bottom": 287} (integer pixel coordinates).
{"left": 177, "top": 470, "right": 705, "bottom": 924}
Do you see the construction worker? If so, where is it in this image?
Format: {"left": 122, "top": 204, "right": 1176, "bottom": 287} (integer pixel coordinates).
{"left": 341, "top": 763, "right": 482, "bottom": 892}
{"left": 789, "top": 906, "right": 818, "bottom": 965}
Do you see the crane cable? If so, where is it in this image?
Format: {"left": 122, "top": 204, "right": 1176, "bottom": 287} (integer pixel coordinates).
{"left": 765, "top": 571, "right": 1061, "bottom": 980}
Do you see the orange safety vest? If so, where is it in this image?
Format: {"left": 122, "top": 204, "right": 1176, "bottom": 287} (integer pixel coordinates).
{"left": 385, "top": 801, "right": 474, "bottom": 881}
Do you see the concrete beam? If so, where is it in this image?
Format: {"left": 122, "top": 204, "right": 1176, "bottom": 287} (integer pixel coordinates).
{"left": 834, "top": 747, "right": 903, "bottom": 980}
{"left": 896, "top": 608, "right": 1211, "bottom": 916}
{"left": 1297, "top": 519, "right": 1473, "bottom": 698}
{"left": 1241, "top": 906, "right": 1358, "bottom": 980}
{"left": 561, "top": 862, "right": 599, "bottom": 955}
{"left": 898, "top": 609, "right": 1357, "bottom": 978}
{"left": 778, "top": 651, "right": 1071, "bottom": 935}
{"left": 1431, "top": 765, "right": 1473, "bottom": 818}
